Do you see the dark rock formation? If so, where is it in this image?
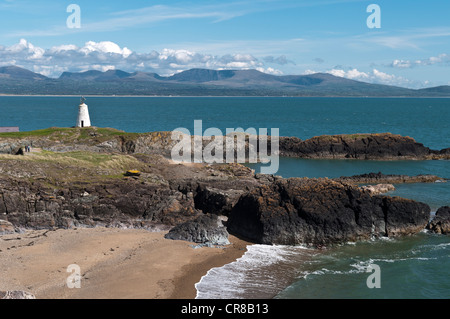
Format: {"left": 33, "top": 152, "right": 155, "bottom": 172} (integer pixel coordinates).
{"left": 382, "top": 196, "right": 431, "bottom": 237}
{"left": 278, "top": 134, "right": 435, "bottom": 160}
{"left": 0, "top": 153, "right": 262, "bottom": 233}
{"left": 0, "top": 151, "right": 435, "bottom": 247}
{"left": 164, "top": 214, "right": 230, "bottom": 246}
{"left": 0, "top": 130, "right": 442, "bottom": 247}
{"left": 277, "top": 136, "right": 303, "bottom": 157}
{"left": 227, "top": 178, "right": 431, "bottom": 246}
{"left": 335, "top": 172, "right": 446, "bottom": 184}
{"left": 0, "top": 177, "right": 200, "bottom": 231}
{"left": 193, "top": 180, "right": 254, "bottom": 216}
{"left": 427, "top": 206, "right": 450, "bottom": 234}
{"left": 10, "top": 146, "right": 24, "bottom": 155}
{"left": 168, "top": 165, "right": 261, "bottom": 217}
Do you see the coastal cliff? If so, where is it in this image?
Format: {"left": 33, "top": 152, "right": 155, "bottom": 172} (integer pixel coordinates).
{"left": 0, "top": 152, "right": 261, "bottom": 231}
{"left": 0, "top": 127, "right": 448, "bottom": 247}
{"left": 227, "top": 178, "right": 431, "bottom": 246}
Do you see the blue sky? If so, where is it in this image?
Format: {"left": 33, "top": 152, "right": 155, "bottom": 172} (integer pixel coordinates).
{"left": 0, "top": 0, "right": 449, "bottom": 88}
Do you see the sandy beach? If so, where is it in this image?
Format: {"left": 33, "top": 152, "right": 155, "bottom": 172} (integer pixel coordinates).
{"left": 0, "top": 227, "right": 250, "bottom": 299}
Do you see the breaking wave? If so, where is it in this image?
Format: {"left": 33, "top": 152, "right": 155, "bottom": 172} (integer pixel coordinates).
{"left": 195, "top": 244, "right": 317, "bottom": 299}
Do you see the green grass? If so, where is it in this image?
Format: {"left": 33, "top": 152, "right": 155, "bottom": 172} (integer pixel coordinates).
{"left": 49, "top": 151, "right": 116, "bottom": 166}
{"left": 0, "top": 127, "right": 74, "bottom": 138}
{"left": 0, "top": 150, "right": 146, "bottom": 170}
{"left": 77, "top": 127, "right": 137, "bottom": 139}
{"left": 30, "top": 150, "right": 145, "bottom": 169}
{"left": 0, "top": 126, "right": 143, "bottom": 144}
{"left": 0, "top": 150, "right": 149, "bottom": 189}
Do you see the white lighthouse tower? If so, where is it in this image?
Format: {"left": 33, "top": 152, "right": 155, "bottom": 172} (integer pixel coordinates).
{"left": 76, "top": 97, "right": 91, "bottom": 128}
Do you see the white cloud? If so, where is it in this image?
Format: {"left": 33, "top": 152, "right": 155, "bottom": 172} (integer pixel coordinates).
{"left": 80, "top": 41, "right": 132, "bottom": 58}
{"left": 7, "top": 38, "right": 45, "bottom": 59}
{"left": 225, "top": 61, "right": 254, "bottom": 69}
{"left": 346, "top": 68, "right": 370, "bottom": 80}
{"left": 302, "top": 69, "right": 318, "bottom": 75}
{"left": 256, "top": 67, "right": 284, "bottom": 75}
{"left": 329, "top": 68, "right": 373, "bottom": 81}
{"left": 49, "top": 44, "right": 79, "bottom": 53}
{"left": 327, "top": 68, "right": 346, "bottom": 78}
{"left": 391, "top": 59, "right": 412, "bottom": 68}
{"left": 0, "top": 39, "right": 283, "bottom": 78}
{"left": 302, "top": 67, "right": 413, "bottom": 87}
{"left": 323, "top": 67, "right": 416, "bottom": 87}
{"left": 390, "top": 53, "right": 450, "bottom": 68}
{"left": 159, "top": 49, "right": 196, "bottom": 64}
{"left": 90, "top": 65, "right": 116, "bottom": 72}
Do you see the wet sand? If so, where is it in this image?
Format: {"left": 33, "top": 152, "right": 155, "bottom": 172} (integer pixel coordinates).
{"left": 0, "top": 227, "right": 250, "bottom": 299}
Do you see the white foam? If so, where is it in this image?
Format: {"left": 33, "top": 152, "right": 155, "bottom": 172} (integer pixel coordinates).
{"left": 195, "top": 244, "right": 315, "bottom": 299}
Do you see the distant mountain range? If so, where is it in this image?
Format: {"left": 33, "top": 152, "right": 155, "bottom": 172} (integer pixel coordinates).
{"left": 0, "top": 65, "right": 449, "bottom": 97}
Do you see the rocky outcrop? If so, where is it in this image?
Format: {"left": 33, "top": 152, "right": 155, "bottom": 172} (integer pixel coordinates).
{"left": 0, "top": 130, "right": 441, "bottom": 247}
{"left": 92, "top": 132, "right": 450, "bottom": 160}
{"left": 335, "top": 172, "right": 446, "bottom": 184}
{"left": 164, "top": 214, "right": 230, "bottom": 246}
{"left": 0, "top": 176, "right": 200, "bottom": 231}
{"left": 193, "top": 180, "right": 255, "bottom": 216}
{"left": 1, "top": 128, "right": 448, "bottom": 161}
{"left": 0, "top": 291, "right": 36, "bottom": 299}
{"left": 360, "top": 184, "right": 395, "bottom": 195}
{"left": 427, "top": 206, "right": 450, "bottom": 234}
{"left": 0, "top": 219, "right": 15, "bottom": 235}
{"left": 227, "top": 178, "right": 431, "bottom": 246}
{"left": 0, "top": 153, "right": 263, "bottom": 234}
{"left": 278, "top": 134, "right": 440, "bottom": 160}
{"left": 0, "top": 152, "right": 436, "bottom": 247}
{"left": 277, "top": 136, "right": 303, "bottom": 157}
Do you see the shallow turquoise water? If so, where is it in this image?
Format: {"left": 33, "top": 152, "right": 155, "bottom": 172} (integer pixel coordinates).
{"left": 274, "top": 233, "right": 450, "bottom": 299}
{"left": 247, "top": 156, "right": 449, "bottom": 299}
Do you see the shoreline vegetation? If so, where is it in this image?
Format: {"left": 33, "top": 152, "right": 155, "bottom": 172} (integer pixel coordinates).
{"left": 0, "top": 127, "right": 448, "bottom": 299}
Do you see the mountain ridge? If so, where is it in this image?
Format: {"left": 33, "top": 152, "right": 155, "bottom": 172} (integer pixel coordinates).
{"left": 0, "top": 65, "right": 448, "bottom": 97}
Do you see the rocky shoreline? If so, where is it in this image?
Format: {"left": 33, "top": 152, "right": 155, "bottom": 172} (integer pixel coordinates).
{"left": 334, "top": 172, "right": 447, "bottom": 184}
{"left": 1, "top": 127, "right": 449, "bottom": 160}
{"left": 0, "top": 127, "right": 448, "bottom": 249}
{"left": 278, "top": 133, "right": 450, "bottom": 160}
{"left": 227, "top": 178, "right": 432, "bottom": 246}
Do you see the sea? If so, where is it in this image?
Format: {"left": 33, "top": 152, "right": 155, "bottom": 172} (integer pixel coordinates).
{"left": 0, "top": 96, "right": 449, "bottom": 299}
